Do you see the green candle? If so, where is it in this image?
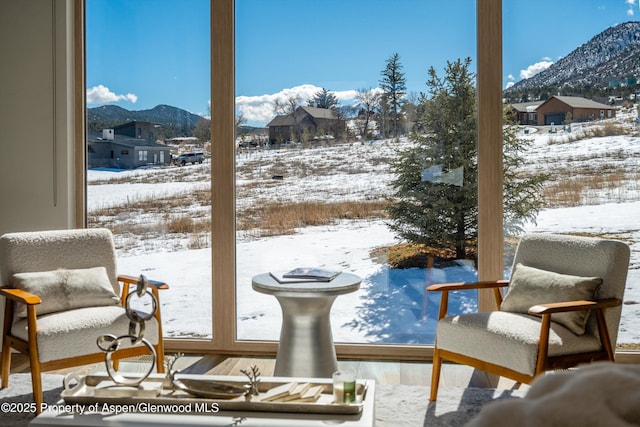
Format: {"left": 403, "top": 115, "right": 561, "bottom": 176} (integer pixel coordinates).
{"left": 343, "top": 379, "right": 356, "bottom": 403}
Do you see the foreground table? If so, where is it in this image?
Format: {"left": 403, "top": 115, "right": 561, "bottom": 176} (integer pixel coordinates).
{"left": 252, "top": 272, "right": 362, "bottom": 378}
{"left": 29, "top": 375, "right": 375, "bottom": 427}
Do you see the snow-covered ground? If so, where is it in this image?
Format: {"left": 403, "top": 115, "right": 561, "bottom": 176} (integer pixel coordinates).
{"left": 91, "top": 108, "right": 640, "bottom": 346}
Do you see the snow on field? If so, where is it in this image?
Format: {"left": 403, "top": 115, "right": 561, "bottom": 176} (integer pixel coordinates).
{"left": 92, "top": 111, "right": 640, "bottom": 345}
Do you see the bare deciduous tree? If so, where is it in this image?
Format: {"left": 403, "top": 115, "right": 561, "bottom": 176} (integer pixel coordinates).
{"left": 355, "top": 88, "right": 380, "bottom": 138}
{"left": 273, "top": 95, "right": 302, "bottom": 115}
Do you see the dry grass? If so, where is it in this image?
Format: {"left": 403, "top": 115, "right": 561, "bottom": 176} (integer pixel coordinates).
{"left": 166, "top": 215, "right": 210, "bottom": 234}
{"left": 549, "top": 122, "right": 629, "bottom": 145}
{"left": 89, "top": 185, "right": 389, "bottom": 243}
{"left": 542, "top": 168, "right": 640, "bottom": 208}
{"left": 372, "top": 242, "right": 478, "bottom": 269}
{"left": 237, "top": 200, "right": 389, "bottom": 237}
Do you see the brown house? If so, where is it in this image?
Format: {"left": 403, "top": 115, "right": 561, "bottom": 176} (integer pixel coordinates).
{"left": 267, "top": 106, "right": 346, "bottom": 144}
{"left": 535, "top": 96, "right": 616, "bottom": 125}
{"left": 506, "top": 101, "right": 543, "bottom": 125}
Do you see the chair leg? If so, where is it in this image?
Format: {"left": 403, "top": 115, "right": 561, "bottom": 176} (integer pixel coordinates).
{"left": 29, "top": 357, "right": 43, "bottom": 414}
{"left": 155, "top": 343, "right": 165, "bottom": 373}
{"left": 429, "top": 348, "right": 442, "bottom": 401}
{"left": 25, "top": 306, "right": 43, "bottom": 414}
{"left": 2, "top": 299, "right": 14, "bottom": 388}
{"left": 1, "top": 338, "right": 11, "bottom": 388}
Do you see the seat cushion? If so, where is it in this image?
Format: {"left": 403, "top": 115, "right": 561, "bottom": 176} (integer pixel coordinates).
{"left": 11, "top": 306, "right": 159, "bottom": 363}
{"left": 11, "top": 267, "right": 120, "bottom": 318}
{"left": 436, "top": 311, "right": 603, "bottom": 376}
{"left": 501, "top": 263, "right": 602, "bottom": 335}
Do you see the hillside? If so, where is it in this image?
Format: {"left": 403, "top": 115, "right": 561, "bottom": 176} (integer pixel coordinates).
{"left": 88, "top": 104, "right": 205, "bottom": 138}
{"left": 505, "top": 21, "right": 640, "bottom": 100}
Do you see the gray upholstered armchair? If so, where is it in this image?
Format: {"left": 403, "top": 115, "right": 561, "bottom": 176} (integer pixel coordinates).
{"left": 428, "top": 233, "right": 630, "bottom": 401}
{"left": 0, "top": 228, "right": 168, "bottom": 412}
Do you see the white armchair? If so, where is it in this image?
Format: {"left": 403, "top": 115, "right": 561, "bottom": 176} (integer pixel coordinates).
{"left": 428, "top": 233, "right": 630, "bottom": 401}
{"left": 0, "top": 228, "right": 168, "bottom": 413}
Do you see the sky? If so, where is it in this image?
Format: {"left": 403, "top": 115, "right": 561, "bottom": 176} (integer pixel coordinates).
{"left": 86, "top": 0, "right": 640, "bottom": 126}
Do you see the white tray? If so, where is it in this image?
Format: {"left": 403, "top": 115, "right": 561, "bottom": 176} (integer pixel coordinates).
{"left": 61, "top": 373, "right": 370, "bottom": 416}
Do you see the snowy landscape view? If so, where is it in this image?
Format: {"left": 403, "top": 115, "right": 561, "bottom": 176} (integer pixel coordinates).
{"left": 88, "top": 107, "right": 640, "bottom": 348}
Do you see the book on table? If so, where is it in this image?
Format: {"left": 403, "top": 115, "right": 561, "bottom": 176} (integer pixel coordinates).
{"left": 259, "top": 381, "right": 323, "bottom": 403}
{"left": 269, "top": 267, "right": 341, "bottom": 283}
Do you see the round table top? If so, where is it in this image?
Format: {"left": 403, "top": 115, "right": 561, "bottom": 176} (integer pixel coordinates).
{"left": 252, "top": 272, "right": 362, "bottom": 297}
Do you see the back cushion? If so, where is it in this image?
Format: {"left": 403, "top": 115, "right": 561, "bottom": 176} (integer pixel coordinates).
{"left": 11, "top": 267, "right": 120, "bottom": 317}
{"left": 501, "top": 263, "right": 602, "bottom": 335}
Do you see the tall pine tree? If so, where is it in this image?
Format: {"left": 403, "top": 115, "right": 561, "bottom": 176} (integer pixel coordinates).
{"left": 387, "top": 57, "right": 545, "bottom": 259}
{"left": 379, "top": 53, "right": 406, "bottom": 138}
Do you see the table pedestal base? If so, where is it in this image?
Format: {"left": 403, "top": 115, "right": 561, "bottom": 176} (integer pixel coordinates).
{"left": 274, "top": 295, "right": 338, "bottom": 378}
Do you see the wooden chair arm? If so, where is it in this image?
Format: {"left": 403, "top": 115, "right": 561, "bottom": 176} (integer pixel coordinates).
{"left": 0, "top": 288, "right": 41, "bottom": 305}
{"left": 528, "top": 298, "right": 621, "bottom": 315}
{"left": 427, "top": 280, "right": 509, "bottom": 292}
{"left": 118, "top": 274, "right": 170, "bottom": 290}
{"left": 428, "top": 280, "right": 509, "bottom": 320}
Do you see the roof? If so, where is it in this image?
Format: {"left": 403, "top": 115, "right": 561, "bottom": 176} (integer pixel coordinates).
{"left": 547, "top": 96, "right": 613, "bottom": 109}
{"left": 113, "top": 121, "right": 159, "bottom": 129}
{"left": 268, "top": 106, "right": 341, "bottom": 127}
{"left": 267, "top": 114, "right": 295, "bottom": 127}
{"left": 87, "top": 131, "right": 170, "bottom": 149}
{"left": 508, "top": 101, "right": 543, "bottom": 112}
{"left": 298, "top": 106, "right": 339, "bottom": 119}
{"left": 509, "top": 96, "right": 614, "bottom": 113}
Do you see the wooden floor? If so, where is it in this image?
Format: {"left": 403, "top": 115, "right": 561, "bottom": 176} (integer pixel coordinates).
{"left": 7, "top": 353, "right": 528, "bottom": 391}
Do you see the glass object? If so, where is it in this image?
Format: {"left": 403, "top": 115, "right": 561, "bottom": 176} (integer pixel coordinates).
{"left": 332, "top": 369, "right": 356, "bottom": 404}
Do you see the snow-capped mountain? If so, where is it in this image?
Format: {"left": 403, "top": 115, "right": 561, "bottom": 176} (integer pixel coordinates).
{"left": 505, "top": 21, "right": 640, "bottom": 96}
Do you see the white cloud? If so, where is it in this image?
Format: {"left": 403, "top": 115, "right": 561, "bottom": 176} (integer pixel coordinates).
{"left": 505, "top": 81, "right": 515, "bottom": 89}
{"left": 519, "top": 60, "right": 554, "bottom": 80}
{"left": 87, "top": 84, "right": 138, "bottom": 104}
{"left": 626, "top": 0, "right": 636, "bottom": 15}
{"left": 507, "top": 74, "right": 515, "bottom": 81}
{"left": 235, "top": 84, "right": 361, "bottom": 127}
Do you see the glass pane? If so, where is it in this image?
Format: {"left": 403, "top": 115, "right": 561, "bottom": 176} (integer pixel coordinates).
{"left": 235, "top": 0, "right": 477, "bottom": 345}
{"left": 503, "top": 3, "right": 639, "bottom": 350}
{"left": 86, "top": 0, "right": 212, "bottom": 339}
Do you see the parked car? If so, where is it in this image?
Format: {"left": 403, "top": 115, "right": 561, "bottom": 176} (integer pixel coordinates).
{"left": 174, "top": 152, "right": 205, "bottom": 166}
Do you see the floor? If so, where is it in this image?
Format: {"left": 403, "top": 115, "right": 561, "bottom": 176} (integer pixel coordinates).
{"left": 8, "top": 353, "right": 528, "bottom": 392}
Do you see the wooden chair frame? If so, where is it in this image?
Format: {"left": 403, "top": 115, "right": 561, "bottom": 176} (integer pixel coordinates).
{"left": 1, "top": 274, "right": 168, "bottom": 413}
{"left": 428, "top": 280, "right": 620, "bottom": 401}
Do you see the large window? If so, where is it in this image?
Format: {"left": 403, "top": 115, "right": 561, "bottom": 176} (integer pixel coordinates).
{"left": 234, "top": 0, "right": 478, "bottom": 346}
{"left": 85, "top": 0, "right": 213, "bottom": 340}
{"left": 84, "top": 0, "right": 589, "bottom": 360}
{"left": 503, "top": 2, "right": 640, "bottom": 352}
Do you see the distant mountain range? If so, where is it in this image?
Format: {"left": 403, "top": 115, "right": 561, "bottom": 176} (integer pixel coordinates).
{"left": 91, "top": 22, "right": 640, "bottom": 131}
{"left": 88, "top": 104, "right": 206, "bottom": 138}
{"left": 504, "top": 21, "right": 640, "bottom": 101}
{"left": 88, "top": 104, "right": 265, "bottom": 138}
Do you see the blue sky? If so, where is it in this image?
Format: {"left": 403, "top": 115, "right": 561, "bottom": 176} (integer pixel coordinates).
{"left": 87, "top": 0, "right": 639, "bottom": 126}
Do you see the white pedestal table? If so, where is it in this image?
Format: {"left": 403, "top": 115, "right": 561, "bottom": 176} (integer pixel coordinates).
{"left": 251, "top": 272, "right": 362, "bottom": 378}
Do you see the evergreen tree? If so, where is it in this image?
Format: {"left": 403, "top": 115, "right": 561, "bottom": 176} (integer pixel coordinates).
{"left": 307, "top": 88, "right": 340, "bottom": 112}
{"left": 387, "top": 57, "right": 545, "bottom": 259}
{"left": 379, "top": 53, "right": 407, "bottom": 137}
{"left": 502, "top": 111, "right": 548, "bottom": 237}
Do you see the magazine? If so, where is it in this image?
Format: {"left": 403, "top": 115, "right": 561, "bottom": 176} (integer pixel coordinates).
{"left": 269, "top": 268, "right": 341, "bottom": 284}
{"left": 283, "top": 267, "right": 341, "bottom": 281}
